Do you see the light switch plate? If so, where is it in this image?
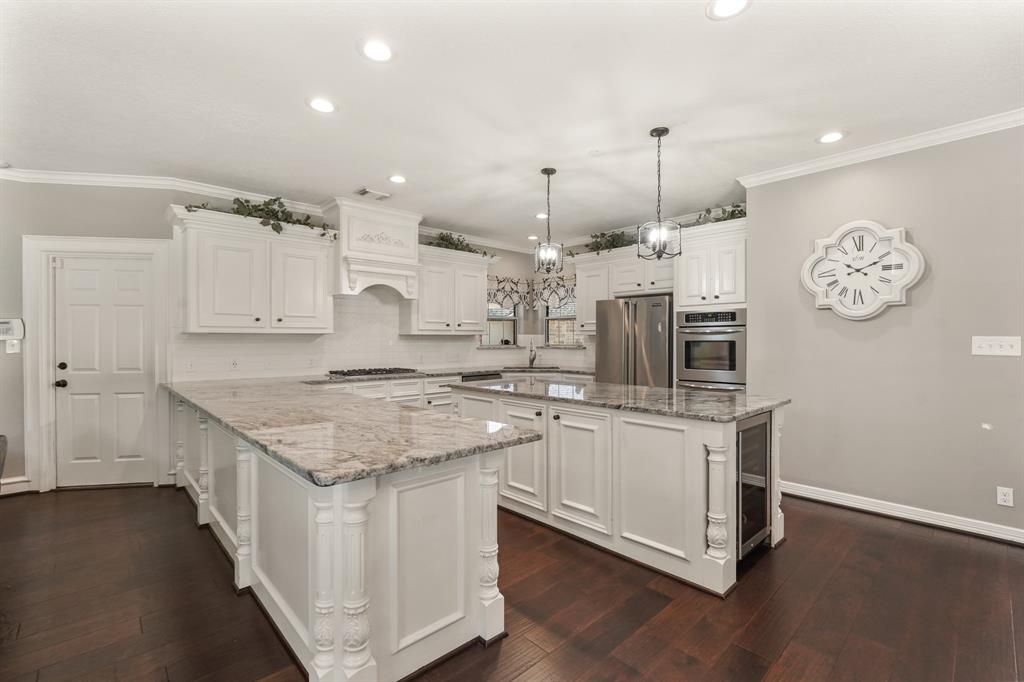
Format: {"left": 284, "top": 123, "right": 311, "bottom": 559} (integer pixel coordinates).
{"left": 972, "top": 336, "right": 1021, "bottom": 356}
{"left": 5, "top": 339, "right": 21, "bottom": 354}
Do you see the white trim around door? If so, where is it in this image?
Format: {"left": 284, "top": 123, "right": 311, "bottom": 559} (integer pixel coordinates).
{"left": 21, "top": 236, "right": 171, "bottom": 493}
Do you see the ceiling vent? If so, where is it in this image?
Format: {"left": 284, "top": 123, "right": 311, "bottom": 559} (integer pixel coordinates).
{"left": 354, "top": 186, "right": 392, "bottom": 201}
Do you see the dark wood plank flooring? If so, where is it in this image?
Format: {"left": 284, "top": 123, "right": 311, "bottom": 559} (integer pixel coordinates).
{"left": 1, "top": 488, "right": 1020, "bottom": 681}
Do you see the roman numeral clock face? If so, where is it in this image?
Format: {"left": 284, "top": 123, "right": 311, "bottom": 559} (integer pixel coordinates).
{"left": 800, "top": 220, "right": 924, "bottom": 320}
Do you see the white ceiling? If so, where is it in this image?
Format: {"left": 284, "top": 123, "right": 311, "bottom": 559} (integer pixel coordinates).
{"left": 2, "top": 1, "right": 1022, "bottom": 241}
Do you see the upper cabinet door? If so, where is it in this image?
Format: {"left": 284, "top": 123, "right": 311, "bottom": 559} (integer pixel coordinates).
{"left": 194, "top": 230, "right": 269, "bottom": 329}
{"left": 270, "top": 242, "right": 332, "bottom": 330}
{"left": 676, "top": 248, "right": 709, "bottom": 307}
{"left": 711, "top": 239, "right": 746, "bottom": 304}
{"left": 644, "top": 256, "right": 676, "bottom": 292}
{"left": 575, "top": 265, "right": 609, "bottom": 333}
{"left": 609, "top": 259, "right": 644, "bottom": 295}
{"left": 453, "top": 266, "right": 486, "bottom": 332}
{"left": 418, "top": 264, "right": 455, "bottom": 331}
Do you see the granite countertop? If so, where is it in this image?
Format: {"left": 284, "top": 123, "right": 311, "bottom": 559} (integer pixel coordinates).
{"left": 303, "top": 366, "right": 595, "bottom": 385}
{"left": 164, "top": 378, "right": 541, "bottom": 487}
{"left": 450, "top": 378, "right": 790, "bottom": 423}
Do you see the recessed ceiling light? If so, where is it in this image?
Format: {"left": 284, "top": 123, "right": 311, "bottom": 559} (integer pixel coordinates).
{"left": 389, "top": 175, "right": 406, "bottom": 184}
{"left": 706, "top": 0, "right": 751, "bottom": 20}
{"left": 308, "top": 98, "right": 335, "bottom": 113}
{"left": 817, "top": 131, "right": 845, "bottom": 144}
{"left": 362, "top": 40, "right": 392, "bottom": 62}
{"left": 527, "top": 235, "right": 539, "bottom": 240}
{"left": 535, "top": 213, "right": 548, "bottom": 220}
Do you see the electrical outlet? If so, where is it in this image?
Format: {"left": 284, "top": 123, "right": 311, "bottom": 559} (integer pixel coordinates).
{"left": 230, "top": 359, "right": 239, "bottom": 370}
{"left": 972, "top": 336, "right": 1021, "bottom": 357}
{"left": 997, "top": 486, "right": 1014, "bottom": 507}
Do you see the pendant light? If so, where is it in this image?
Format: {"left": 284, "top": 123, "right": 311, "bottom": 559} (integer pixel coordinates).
{"left": 534, "top": 167, "right": 563, "bottom": 274}
{"left": 637, "top": 127, "right": 682, "bottom": 261}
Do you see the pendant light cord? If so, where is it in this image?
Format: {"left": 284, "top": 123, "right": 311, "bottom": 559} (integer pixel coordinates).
{"left": 656, "top": 136, "right": 662, "bottom": 224}
{"left": 546, "top": 172, "right": 552, "bottom": 242}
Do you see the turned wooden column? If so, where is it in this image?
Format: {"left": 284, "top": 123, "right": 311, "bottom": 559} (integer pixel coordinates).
{"left": 196, "top": 416, "right": 210, "bottom": 525}
{"left": 338, "top": 478, "right": 377, "bottom": 681}
{"left": 705, "top": 443, "right": 729, "bottom": 561}
{"left": 234, "top": 439, "right": 253, "bottom": 589}
{"left": 174, "top": 400, "right": 185, "bottom": 488}
{"left": 478, "top": 450, "right": 505, "bottom": 642}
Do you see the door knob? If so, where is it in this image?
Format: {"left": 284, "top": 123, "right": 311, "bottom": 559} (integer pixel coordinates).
{"left": 57, "top": 361, "right": 68, "bottom": 370}
{"left": 552, "top": 414, "right": 560, "bottom": 420}
{"left": 54, "top": 379, "right": 68, "bottom": 388}
{"left": 535, "top": 411, "right": 542, "bottom": 417}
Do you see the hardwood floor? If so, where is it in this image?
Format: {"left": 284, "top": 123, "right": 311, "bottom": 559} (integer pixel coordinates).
{"left": 1, "top": 488, "right": 1021, "bottom": 681}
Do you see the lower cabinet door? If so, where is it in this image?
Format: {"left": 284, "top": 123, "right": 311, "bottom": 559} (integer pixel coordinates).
{"left": 548, "top": 407, "right": 612, "bottom": 535}
{"left": 458, "top": 393, "right": 496, "bottom": 420}
{"left": 497, "top": 400, "right": 547, "bottom": 511}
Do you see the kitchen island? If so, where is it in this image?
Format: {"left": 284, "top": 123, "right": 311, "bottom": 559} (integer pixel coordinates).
{"left": 451, "top": 378, "right": 790, "bottom": 596}
{"left": 164, "top": 378, "right": 541, "bottom": 682}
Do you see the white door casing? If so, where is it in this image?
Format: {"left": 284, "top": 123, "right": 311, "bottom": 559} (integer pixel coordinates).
{"left": 54, "top": 256, "right": 156, "bottom": 486}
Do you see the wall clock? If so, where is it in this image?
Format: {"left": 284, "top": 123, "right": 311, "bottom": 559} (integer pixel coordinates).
{"left": 801, "top": 219, "right": 924, "bottom": 320}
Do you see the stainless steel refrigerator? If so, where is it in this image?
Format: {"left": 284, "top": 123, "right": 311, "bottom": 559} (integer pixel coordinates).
{"left": 595, "top": 295, "right": 673, "bottom": 387}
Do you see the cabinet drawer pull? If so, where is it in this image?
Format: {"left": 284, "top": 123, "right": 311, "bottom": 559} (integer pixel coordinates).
{"left": 552, "top": 414, "right": 560, "bottom": 420}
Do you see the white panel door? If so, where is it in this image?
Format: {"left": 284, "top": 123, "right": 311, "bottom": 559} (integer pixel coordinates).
{"left": 453, "top": 267, "right": 486, "bottom": 332}
{"left": 549, "top": 407, "right": 611, "bottom": 534}
{"left": 418, "top": 265, "right": 454, "bottom": 332}
{"left": 195, "top": 230, "right": 269, "bottom": 328}
{"left": 270, "top": 241, "right": 331, "bottom": 330}
{"left": 676, "top": 248, "right": 709, "bottom": 307}
{"left": 711, "top": 239, "right": 746, "bottom": 305}
{"left": 497, "top": 400, "right": 547, "bottom": 511}
{"left": 55, "top": 257, "right": 155, "bottom": 486}
{"left": 574, "top": 265, "right": 609, "bottom": 333}
{"left": 609, "top": 259, "right": 644, "bottom": 295}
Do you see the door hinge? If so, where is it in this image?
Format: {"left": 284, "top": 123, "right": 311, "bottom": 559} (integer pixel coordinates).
{"left": 51, "top": 256, "right": 64, "bottom": 269}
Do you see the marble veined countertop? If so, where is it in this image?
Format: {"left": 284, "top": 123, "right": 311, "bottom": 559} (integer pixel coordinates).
{"left": 164, "top": 377, "right": 541, "bottom": 487}
{"left": 303, "top": 366, "right": 595, "bottom": 385}
{"left": 451, "top": 378, "right": 790, "bottom": 423}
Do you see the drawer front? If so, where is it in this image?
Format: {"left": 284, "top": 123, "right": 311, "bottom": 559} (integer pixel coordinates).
{"left": 423, "top": 376, "right": 459, "bottom": 395}
{"left": 351, "top": 382, "right": 389, "bottom": 399}
{"left": 388, "top": 379, "right": 423, "bottom": 398}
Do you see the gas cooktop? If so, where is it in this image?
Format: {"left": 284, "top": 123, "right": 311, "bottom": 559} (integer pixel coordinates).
{"left": 328, "top": 367, "right": 418, "bottom": 378}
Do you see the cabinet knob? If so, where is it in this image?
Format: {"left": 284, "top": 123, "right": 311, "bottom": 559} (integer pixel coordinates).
{"left": 636, "top": 283, "right": 642, "bottom": 287}
{"left": 700, "top": 297, "right": 706, "bottom": 301}
{"left": 552, "top": 414, "right": 560, "bottom": 420}
{"left": 535, "top": 410, "right": 542, "bottom": 417}
{"left": 255, "top": 317, "right": 261, "bottom": 322}
{"left": 427, "top": 400, "right": 433, "bottom": 405}
{"left": 446, "top": 323, "right": 451, "bottom": 327}
{"left": 714, "top": 295, "right": 719, "bottom": 300}
{"left": 457, "top": 323, "right": 462, "bottom": 327}
{"left": 650, "top": 281, "right": 655, "bottom": 286}
{"left": 277, "top": 317, "right": 283, "bottom": 322}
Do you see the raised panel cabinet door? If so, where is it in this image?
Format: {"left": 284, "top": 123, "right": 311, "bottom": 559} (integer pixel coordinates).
{"left": 55, "top": 256, "right": 155, "bottom": 486}
{"left": 195, "top": 230, "right": 269, "bottom": 328}
{"left": 711, "top": 238, "right": 746, "bottom": 304}
{"left": 453, "top": 266, "right": 486, "bottom": 332}
{"left": 458, "top": 393, "right": 496, "bottom": 420}
{"left": 609, "top": 259, "right": 645, "bottom": 295}
{"left": 497, "top": 400, "right": 547, "bottom": 511}
{"left": 418, "top": 264, "right": 455, "bottom": 331}
{"left": 549, "top": 407, "right": 612, "bottom": 535}
{"left": 675, "top": 248, "right": 709, "bottom": 307}
{"left": 575, "top": 265, "right": 609, "bottom": 333}
{"left": 644, "top": 255, "right": 676, "bottom": 291}
{"left": 270, "top": 241, "right": 332, "bottom": 330}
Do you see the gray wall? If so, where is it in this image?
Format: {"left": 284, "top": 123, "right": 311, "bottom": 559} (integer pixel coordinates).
{"left": 747, "top": 126, "right": 1024, "bottom": 530}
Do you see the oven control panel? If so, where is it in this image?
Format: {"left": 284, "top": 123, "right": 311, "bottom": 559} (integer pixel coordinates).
{"left": 677, "top": 308, "right": 746, "bottom": 327}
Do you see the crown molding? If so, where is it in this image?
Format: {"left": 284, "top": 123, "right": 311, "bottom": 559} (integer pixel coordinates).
{"left": 737, "top": 108, "right": 1024, "bottom": 189}
{"left": 419, "top": 225, "right": 534, "bottom": 254}
{"left": 0, "top": 167, "right": 324, "bottom": 216}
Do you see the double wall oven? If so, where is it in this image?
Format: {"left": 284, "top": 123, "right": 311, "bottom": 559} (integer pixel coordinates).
{"left": 675, "top": 308, "right": 746, "bottom": 391}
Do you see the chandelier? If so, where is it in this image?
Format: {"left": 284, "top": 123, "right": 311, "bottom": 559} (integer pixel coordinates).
{"left": 637, "top": 127, "right": 682, "bottom": 261}
{"left": 534, "top": 167, "right": 563, "bottom": 274}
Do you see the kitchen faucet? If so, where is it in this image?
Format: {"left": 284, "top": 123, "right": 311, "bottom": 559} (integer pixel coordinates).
{"left": 528, "top": 341, "right": 538, "bottom": 368}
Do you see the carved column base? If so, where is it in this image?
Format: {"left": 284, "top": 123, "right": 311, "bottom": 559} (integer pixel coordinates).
{"left": 478, "top": 450, "right": 505, "bottom": 642}
{"left": 196, "top": 417, "right": 210, "bottom": 526}
{"left": 234, "top": 439, "right": 253, "bottom": 589}
{"left": 174, "top": 400, "right": 185, "bottom": 489}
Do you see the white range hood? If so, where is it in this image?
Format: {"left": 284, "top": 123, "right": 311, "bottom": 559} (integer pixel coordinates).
{"left": 323, "top": 198, "right": 422, "bottom": 299}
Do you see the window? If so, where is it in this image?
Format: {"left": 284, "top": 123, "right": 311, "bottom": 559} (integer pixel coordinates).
{"left": 485, "top": 303, "right": 517, "bottom": 346}
{"left": 545, "top": 301, "right": 579, "bottom": 347}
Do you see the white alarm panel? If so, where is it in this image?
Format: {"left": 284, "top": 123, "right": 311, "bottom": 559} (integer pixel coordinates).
{"left": 0, "top": 318, "right": 25, "bottom": 340}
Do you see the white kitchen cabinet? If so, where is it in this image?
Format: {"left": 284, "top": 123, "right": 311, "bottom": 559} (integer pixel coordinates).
{"left": 497, "top": 400, "right": 548, "bottom": 511}
{"left": 351, "top": 381, "right": 389, "bottom": 399}
{"left": 646, "top": 256, "right": 676, "bottom": 291}
{"left": 610, "top": 259, "right": 646, "bottom": 295}
{"left": 574, "top": 263, "right": 610, "bottom": 334}
{"left": 193, "top": 229, "right": 269, "bottom": 330}
{"left": 674, "top": 220, "right": 747, "bottom": 309}
{"left": 458, "top": 392, "right": 497, "bottom": 420}
{"left": 400, "top": 246, "right": 492, "bottom": 336}
{"left": 172, "top": 205, "right": 334, "bottom": 334}
{"left": 610, "top": 252, "right": 675, "bottom": 295}
{"left": 423, "top": 395, "right": 457, "bottom": 413}
{"left": 548, "top": 406, "right": 612, "bottom": 535}
{"left": 270, "top": 241, "right": 332, "bottom": 330}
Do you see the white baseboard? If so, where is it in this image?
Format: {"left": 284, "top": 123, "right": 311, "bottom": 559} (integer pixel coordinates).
{"left": 780, "top": 480, "right": 1024, "bottom": 545}
{"left": 0, "top": 475, "right": 37, "bottom": 495}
